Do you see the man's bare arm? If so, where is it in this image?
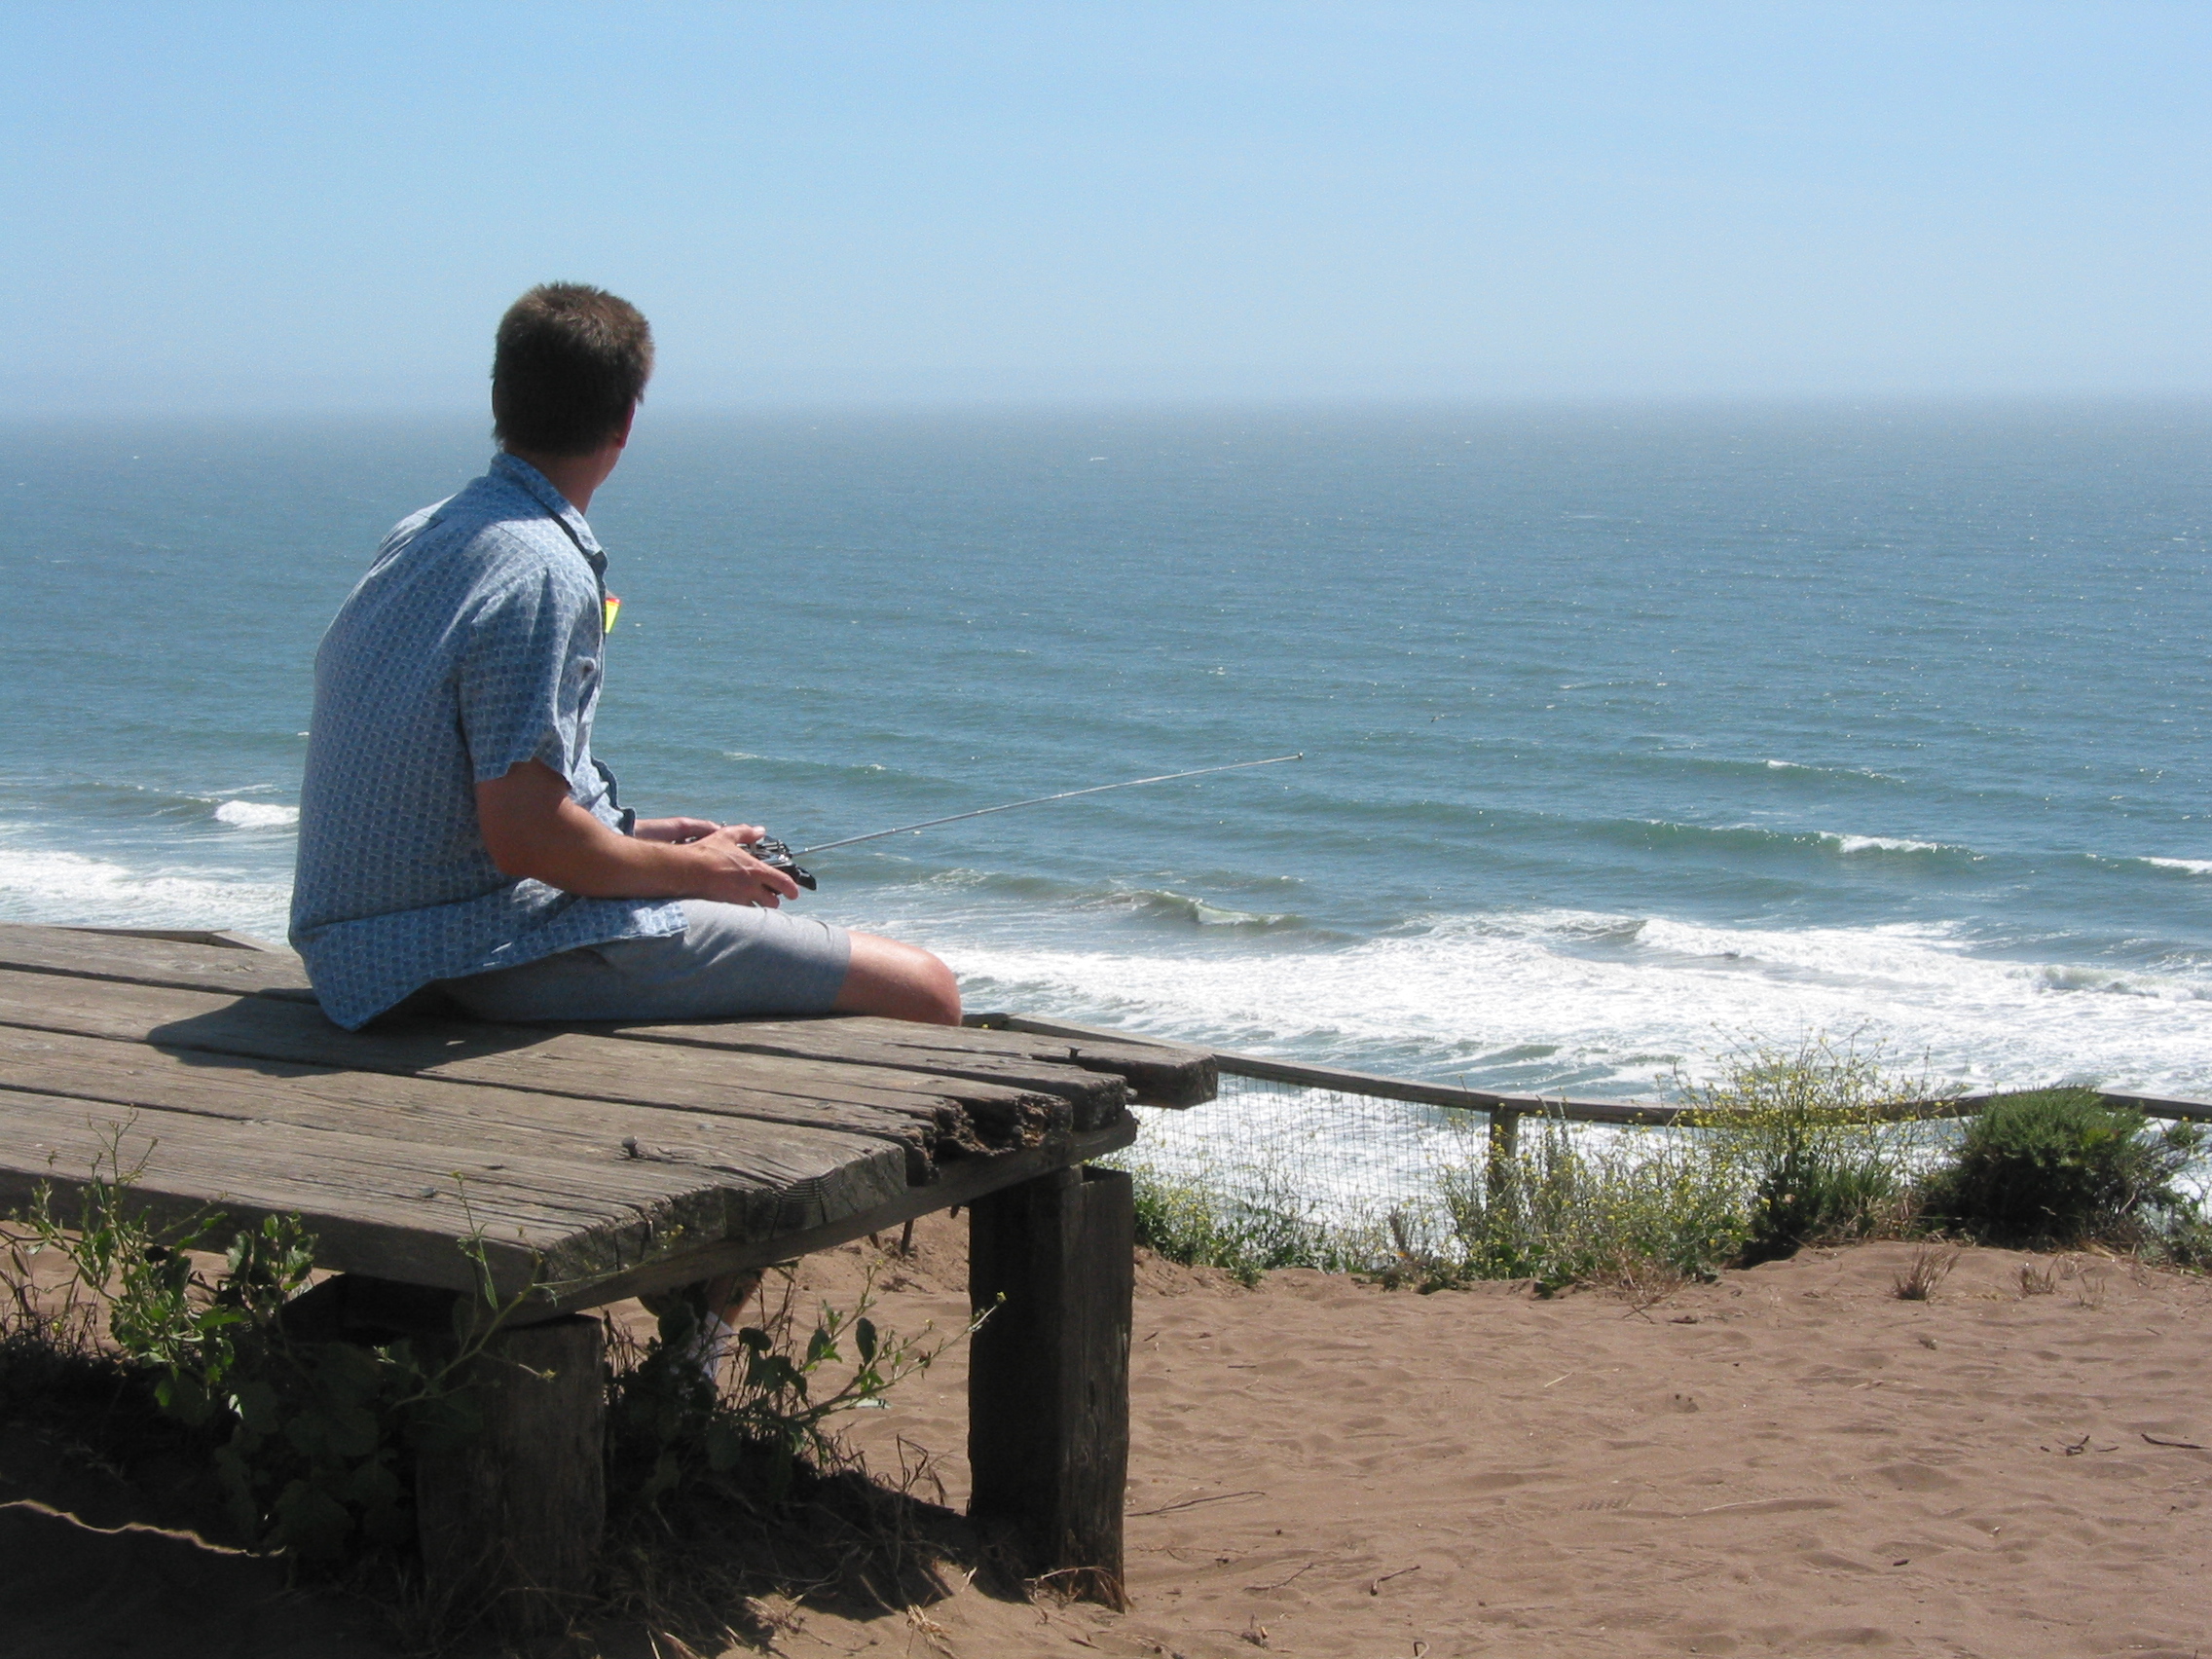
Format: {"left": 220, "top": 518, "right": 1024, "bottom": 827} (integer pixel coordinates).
{"left": 475, "top": 760, "right": 799, "bottom": 907}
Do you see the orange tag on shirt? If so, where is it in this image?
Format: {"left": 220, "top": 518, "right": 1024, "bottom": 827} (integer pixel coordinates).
{"left": 603, "top": 593, "right": 621, "bottom": 633}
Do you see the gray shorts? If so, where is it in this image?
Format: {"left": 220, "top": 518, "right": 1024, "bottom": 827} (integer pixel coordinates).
{"left": 439, "top": 900, "right": 851, "bottom": 1024}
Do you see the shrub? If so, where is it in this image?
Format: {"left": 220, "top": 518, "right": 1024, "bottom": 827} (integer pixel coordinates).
{"left": 1440, "top": 1116, "right": 1747, "bottom": 1294}
{"left": 1123, "top": 1159, "right": 1382, "bottom": 1285}
{"left": 606, "top": 1269, "right": 950, "bottom": 1514}
{"left": 1118, "top": 1036, "right": 1939, "bottom": 1295}
{"left": 1678, "top": 1036, "right": 1926, "bottom": 1264}
{"left": 2, "top": 1156, "right": 494, "bottom": 1560}
{"left": 1922, "top": 1088, "right": 2202, "bottom": 1245}
{"left": 5, "top": 1141, "right": 951, "bottom": 1576}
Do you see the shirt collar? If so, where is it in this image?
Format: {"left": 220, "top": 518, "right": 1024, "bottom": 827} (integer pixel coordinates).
{"left": 490, "top": 451, "right": 606, "bottom": 569}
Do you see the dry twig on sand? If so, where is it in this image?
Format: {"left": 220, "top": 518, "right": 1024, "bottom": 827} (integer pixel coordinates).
{"left": 1128, "top": 1489, "right": 1266, "bottom": 1517}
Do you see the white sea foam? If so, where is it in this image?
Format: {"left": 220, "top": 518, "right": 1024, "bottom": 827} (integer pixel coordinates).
{"left": 1823, "top": 832, "right": 1960, "bottom": 857}
{"left": 1758, "top": 759, "right": 1904, "bottom": 783}
{"left": 0, "top": 845, "right": 290, "bottom": 938}
{"left": 2139, "top": 857, "right": 2212, "bottom": 876}
{"left": 933, "top": 907, "right": 2212, "bottom": 1100}
{"left": 213, "top": 800, "right": 299, "bottom": 829}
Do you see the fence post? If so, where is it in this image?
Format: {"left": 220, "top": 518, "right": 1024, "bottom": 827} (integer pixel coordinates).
{"left": 1487, "top": 1106, "right": 1522, "bottom": 1196}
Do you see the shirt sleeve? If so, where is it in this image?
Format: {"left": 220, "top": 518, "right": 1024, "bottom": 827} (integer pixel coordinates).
{"left": 455, "top": 557, "right": 601, "bottom": 786}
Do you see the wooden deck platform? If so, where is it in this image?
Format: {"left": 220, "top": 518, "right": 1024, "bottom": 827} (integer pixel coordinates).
{"left": 0, "top": 923, "right": 1212, "bottom": 1617}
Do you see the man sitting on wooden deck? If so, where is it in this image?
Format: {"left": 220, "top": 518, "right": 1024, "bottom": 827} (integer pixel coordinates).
{"left": 290, "top": 282, "right": 961, "bottom": 1365}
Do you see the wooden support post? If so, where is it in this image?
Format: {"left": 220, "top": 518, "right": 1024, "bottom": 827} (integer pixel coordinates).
{"left": 968, "top": 1164, "right": 1133, "bottom": 1607}
{"left": 1488, "top": 1106, "right": 1522, "bottom": 1197}
{"left": 415, "top": 1313, "right": 606, "bottom": 1636}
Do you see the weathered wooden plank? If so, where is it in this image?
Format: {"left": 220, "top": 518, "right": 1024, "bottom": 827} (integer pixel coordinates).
{"left": 0, "top": 1088, "right": 755, "bottom": 1296}
{"left": 0, "top": 1024, "right": 907, "bottom": 1242}
{"left": 0, "top": 928, "right": 1201, "bottom": 1111}
{"left": 0, "top": 968, "right": 1076, "bottom": 1170}
{"left": 0, "top": 923, "right": 313, "bottom": 997}
{"left": 65, "top": 927, "right": 287, "bottom": 951}
{"left": 596, "top": 1018, "right": 1131, "bottom": 1129}
{"left": 957, "top": 1014, "right": 1217, "bottom": 1106}
{"left": 538, "top": 1117, "right": 1138, "bottom": 1314}
{"left": 696, "top": 1014, "right": 1211, "bottom": 1107}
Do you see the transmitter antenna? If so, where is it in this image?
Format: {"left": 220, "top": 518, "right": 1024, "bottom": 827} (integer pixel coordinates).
{"left": 793, "top": 754, "right": 1304, "bottom": 857}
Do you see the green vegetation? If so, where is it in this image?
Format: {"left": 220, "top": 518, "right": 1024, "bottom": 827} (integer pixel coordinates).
{"left": 1438, "top": 1115, "right": 1748, "bottom": 1293}
{"left": 0, "top": 1138, "right": 951, "bottom": 1602}
{"left": 0, "top": 1148, "right": 489, "bottom": 1561}
{"left": 1125, "top": 1161, "right": 1382, "bottom": 1285}
{"left": 1920, "top": 1087, "right": 2204, "bottom": 1248}
{"left": 1678, "top": 1037, "right": 1921, "bottom": 1263}
{"left": 1122, "top": 1042, "right": 2212, "bottom": 1294}
{"left": 607, "top": 1271, "right": 953, "bottom": 1516}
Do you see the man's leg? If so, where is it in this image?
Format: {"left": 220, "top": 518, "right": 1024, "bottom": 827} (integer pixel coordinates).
{"left": 832, "top": 931, "right": 962, "bottom": 1025}
{"left": 640, "top": 1268, "right": 765, "bottom": 1389}
{"left": 442, "top": 904, "right": 959, "bottom": 1025}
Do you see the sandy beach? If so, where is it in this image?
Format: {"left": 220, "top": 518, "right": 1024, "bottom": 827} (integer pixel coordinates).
{"left": 5, "top": 1221, "right": 2209, "bottom": 1658}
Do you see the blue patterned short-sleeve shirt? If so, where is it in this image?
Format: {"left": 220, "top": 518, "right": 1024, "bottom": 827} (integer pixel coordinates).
{"left": 290, "top": 453, "right": 683, "bottom": 1028}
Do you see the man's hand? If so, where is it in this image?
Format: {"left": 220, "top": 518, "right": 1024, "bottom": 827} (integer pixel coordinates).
{"left": 476, "top": 762, "right": 800, "bottom": 906}
{"left": 665, "top": 825, "right": 801, "bottom": 908}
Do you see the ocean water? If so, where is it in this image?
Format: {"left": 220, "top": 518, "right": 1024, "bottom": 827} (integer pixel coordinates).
{"left": 3, "top": 403, "right": 2207, "bottom": 1098}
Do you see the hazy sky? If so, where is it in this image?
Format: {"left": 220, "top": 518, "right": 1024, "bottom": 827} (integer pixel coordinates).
{"left": 6, "top": 3, "right": 2208, "bottom": 411}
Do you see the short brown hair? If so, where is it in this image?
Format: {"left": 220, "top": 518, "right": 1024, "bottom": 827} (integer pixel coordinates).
{"left": 491, "top": 283, "right": 653, "bottom": 457}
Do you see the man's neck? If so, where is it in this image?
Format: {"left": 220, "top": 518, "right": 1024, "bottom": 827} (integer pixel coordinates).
{"left": 504, "top": 440, "right": 623, "bottom": 516}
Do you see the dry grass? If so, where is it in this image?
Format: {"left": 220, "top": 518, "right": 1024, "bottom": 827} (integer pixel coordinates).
{"left": 1892, "top": 1243, "right": 1961, "bottom": 1301}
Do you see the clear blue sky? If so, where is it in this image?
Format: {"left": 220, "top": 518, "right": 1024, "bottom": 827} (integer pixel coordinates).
{"left": 5, "top": 2, "right": 2207, "bottom": 411}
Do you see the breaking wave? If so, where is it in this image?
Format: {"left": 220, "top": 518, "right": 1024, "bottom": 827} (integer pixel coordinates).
{"left": 0, "top": 844, "right": 290, "bottom": 938}
{"left": 937, "top": 908, "right": 2212, "bottom": 1101}
{"left": 213, "top": 799, "right": 299, "bottom": 829}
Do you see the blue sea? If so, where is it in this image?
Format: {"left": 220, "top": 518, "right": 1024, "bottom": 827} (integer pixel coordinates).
{"left": 3, "top": 403, "right": 2207, "bottom": 1098}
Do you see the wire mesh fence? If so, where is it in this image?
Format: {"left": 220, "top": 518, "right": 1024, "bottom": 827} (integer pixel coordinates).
{"left": 993, "top": 1010, "right": 2212, "bottom": 1280}
{"left": 1099, "top": 1070, "right": 1506, "bottom": 1267}
{"left": 1092, "top": 1057, "right": 2212, "bottom": 1279}
{"left": 1115, "top": 1071, "right": 1482, "bottom": 1216}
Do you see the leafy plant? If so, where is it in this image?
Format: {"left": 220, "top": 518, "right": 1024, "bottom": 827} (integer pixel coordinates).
{"left": 607, "top": 1267, "right": 958, "bottom": 1516}
{"left": 1, "top": 1138, "right": 507, "bottom": 1561}
{"left": 1124, "top": 1162, "right": 1381, "bottom": 1286}
{"left": 1440, "top": 1115, "right": 1748, "bottom": 1293}
{"left": 9, "top": 1133, "right": 964, "bottom": 1583}
{"left": 1921, "top": 1088, "right": 2202, "bottom": 1246}
{"left": 1677, "top": 1036, "right": 1925, "bottom": 1263}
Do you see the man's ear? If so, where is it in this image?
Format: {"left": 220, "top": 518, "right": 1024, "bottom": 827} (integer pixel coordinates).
{"left": 611, "top": 401, "right": 637, "bottom": 452}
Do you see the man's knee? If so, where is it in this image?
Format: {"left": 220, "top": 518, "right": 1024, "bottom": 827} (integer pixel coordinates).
{"left": 833, "top": 933, "right": 962, "bottom": 1026}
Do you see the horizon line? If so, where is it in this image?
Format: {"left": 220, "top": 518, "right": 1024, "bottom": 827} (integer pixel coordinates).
{"left": 6, "top": 387, "right": 2212, "bottom": 425}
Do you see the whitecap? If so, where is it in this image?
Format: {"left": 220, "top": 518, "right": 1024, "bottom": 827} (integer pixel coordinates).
{"left": 1824, "top": 832, "right": 1962, "bottom": 857}
{"left": 213, "top": 800, "right": 299, "bottom": 829}
{"left": 2139, "top": 857, "right": 2212, "bottom": 876}
{"left": 1760, "top": 759, "right": 1904, "bottom": 783}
